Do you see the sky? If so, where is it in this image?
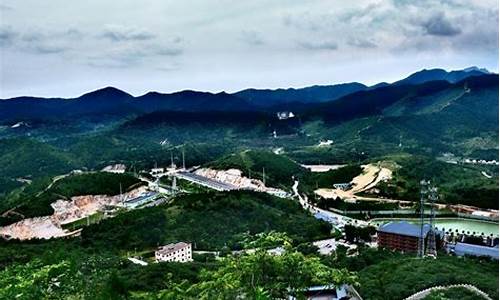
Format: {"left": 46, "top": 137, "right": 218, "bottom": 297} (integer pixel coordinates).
{"left": 0, "top": 0, "right": 498, "bottom": 98}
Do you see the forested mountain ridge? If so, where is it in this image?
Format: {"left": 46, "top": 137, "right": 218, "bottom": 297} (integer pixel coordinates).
{"left": 0, "top": 67, "right": 493, "bottom": 123}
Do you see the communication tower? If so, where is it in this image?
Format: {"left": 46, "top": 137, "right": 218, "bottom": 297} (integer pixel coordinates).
{"left": 426, "top": 186, "right": 438, "bottom": 257}
{"left": 418, "top": 180, "right": 428, "bottom": 258}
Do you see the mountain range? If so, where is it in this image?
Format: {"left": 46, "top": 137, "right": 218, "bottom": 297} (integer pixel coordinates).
{"left": 0, "top": 66, "right": 492, "bottom": 122}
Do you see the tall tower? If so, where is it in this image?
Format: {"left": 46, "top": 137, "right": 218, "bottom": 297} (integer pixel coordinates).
{"left": 262, "top": 167, "right": 266, "bottom": 187}
{"left": 418, "top": 180, "right": 429, "bottom": 258}
{"left": 170, "top": 151, "right": 175, "bottom": 169}
{"left": 426, "top": 186, "right": 438, "bottom": 257}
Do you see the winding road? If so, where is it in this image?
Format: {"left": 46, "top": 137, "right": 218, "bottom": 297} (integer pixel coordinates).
{"left": 292, "top": 180, "right": 368, "bottom": 227}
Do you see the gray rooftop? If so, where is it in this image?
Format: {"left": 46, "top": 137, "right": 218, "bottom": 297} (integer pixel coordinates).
{"left": 454, "top": 242, "right": 499, "bottom": 259}
{"left": 157, "top": 242, "right": 191, "bottom": 254}
{"left": 125, "top": 192, "right": 158, "bottom": 204}
{"left": 176, "top": 171, "right": 237, "bottom": 191}
{"left": 378, "top": 221, "right": 431, "bottom": 238}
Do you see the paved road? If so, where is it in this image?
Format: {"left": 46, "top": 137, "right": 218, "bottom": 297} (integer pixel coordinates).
{"left": 292, "top": 180, "right": 368, "bottom": 227}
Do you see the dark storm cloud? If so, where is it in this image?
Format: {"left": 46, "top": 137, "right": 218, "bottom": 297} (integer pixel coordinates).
{"left": 100, "top": 25, "right": 156, "bottom": 42}
{"left": 418, "top": 12, "right": 461, "bottom": 36}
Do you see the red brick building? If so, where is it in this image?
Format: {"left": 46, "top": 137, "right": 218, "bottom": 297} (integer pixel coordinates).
{"left": 377, "top": 221, "right": 430, "bottom": 252}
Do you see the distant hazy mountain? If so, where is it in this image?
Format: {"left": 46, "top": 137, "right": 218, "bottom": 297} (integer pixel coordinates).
{"left": 393, "top": 66, "right": 489, "bottom": 86}
{"left": 135, "top": 90, "right": 255, "bottom": 112}
{"left": 233, "top": 67, "right": 489, "bottom": 106}
{"left": 233, "top": 82, "right": 367, "bottom": 107}
{"left": 0, "top": 87, "right": 254, "bottom": 122}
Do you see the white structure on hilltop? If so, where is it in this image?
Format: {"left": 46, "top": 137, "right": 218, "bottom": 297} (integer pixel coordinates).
{"left": 276, "top": 111, "right": 295, "bottom": 120}
{"left": 151, "top": 167, "right": 165, "bottom": 175}
{"left": 102, "top": 164, "right": 126, "bottom": 174}
{"left": 155, "top": 242, "right": 192, "bottom": 263}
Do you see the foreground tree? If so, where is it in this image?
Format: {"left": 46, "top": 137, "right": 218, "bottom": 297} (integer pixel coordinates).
{"left": 175, "top": 249, "right": 357, "bottom": 299}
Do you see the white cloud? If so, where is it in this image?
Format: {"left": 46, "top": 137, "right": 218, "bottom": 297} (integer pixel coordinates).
{"left": 0, "top": 0, "right": 497, "bottom": 98}
{"left": 99, "top": 24, "right": 156, "bottom": 42}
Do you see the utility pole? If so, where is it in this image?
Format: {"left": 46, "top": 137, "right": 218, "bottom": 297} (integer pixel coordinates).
{"left": 262, "top": 167, "right": 266, "bottom": 187}
{"left": 418, "top": 180, "right": 428, "bottom": 258}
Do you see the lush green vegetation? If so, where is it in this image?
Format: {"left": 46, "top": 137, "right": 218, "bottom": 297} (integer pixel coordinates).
{"left": 0, "top": 229, "right": 497, "bottom": 299}
{"left": 343, "top": 225, "right": 376, "bottom": 243}
{"left": 0, "top": 240, "right": 355, "bottom": 300}
{"left": 375, "top": 155, "right": 499, "bottom": 208}
{"left": 0, "top": 74, "right": 497, "bottom": 299}
{"left": 166, "top": 249, "right": 356, "bottom": 299}
{"left": 0, "top": 138, "right": 77, "bottom": 197}
{"left": 356, "top": 254, "right": 498, "bottom": 299}
{"left": 0, "top": 185, "right": 340, "bottom": 299}
{"left": 0, "top": 134, "right": 236, "bottom": 198}
{"left": 80, "top": 191, "right": 332, "bottom": 251}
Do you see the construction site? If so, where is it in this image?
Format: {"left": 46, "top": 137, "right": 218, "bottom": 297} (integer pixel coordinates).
{"left": 0, "top": 185, "right": 167, "bottom": 241}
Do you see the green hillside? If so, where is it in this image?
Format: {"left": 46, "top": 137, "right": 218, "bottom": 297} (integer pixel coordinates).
{"left": 0, "top": 190, "right": 336, "bottom": 298}
{"left": 374, "top": 155, "right": 499, "bottom": 208}
{"left": 301, "top": 76, "right": 498, "bottom": 159}
{"left": 357, "top": 254, "right": 498, "bottom": 300}
{"left": 0, "top": 139, "right": 78, "bottom": 196}
{"left": 81, "top": 190, "right": 332, "bottom": 251}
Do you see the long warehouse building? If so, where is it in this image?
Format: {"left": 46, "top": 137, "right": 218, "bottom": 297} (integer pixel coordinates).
{"left": 175, "top": 171, "right": 238, "bottom": 191}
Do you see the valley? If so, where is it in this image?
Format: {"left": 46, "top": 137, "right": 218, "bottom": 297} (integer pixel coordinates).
{"left": 0, "top": 68, "right": 498, "bottom": 299}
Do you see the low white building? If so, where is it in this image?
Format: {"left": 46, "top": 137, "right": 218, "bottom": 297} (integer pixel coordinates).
{"left": 151, "top": 167, "right": 165, "bottom": 175}
{"left": 155, "top": 242, "right": 192, "bottom": 263}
